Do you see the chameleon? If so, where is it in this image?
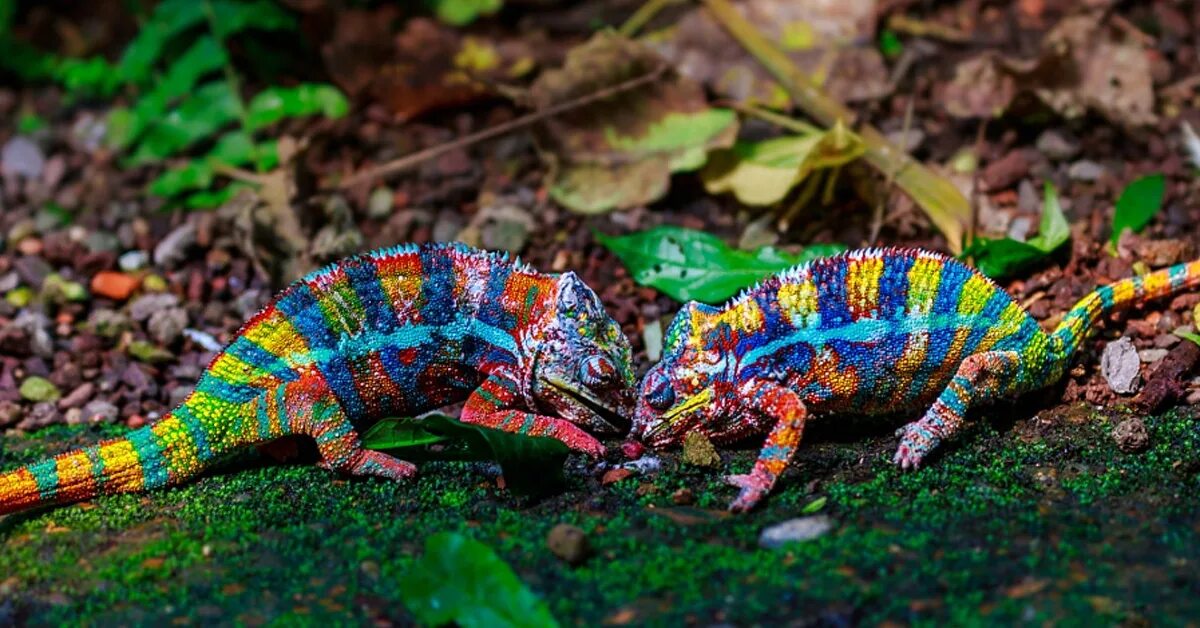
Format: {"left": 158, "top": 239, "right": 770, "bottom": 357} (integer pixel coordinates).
{"left": 0, "top": 243, "right": 635, "bottom": 516}
{"left": 629, "top": 247, "right": 1200, "bottom": 512}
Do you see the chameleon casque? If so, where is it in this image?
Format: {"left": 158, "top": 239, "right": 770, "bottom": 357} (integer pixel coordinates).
{"left": 631, "top": 247, "right": 1200, "bottom": 512}
{"left": 0, "top": 243, "right": 635, "bottom": 516}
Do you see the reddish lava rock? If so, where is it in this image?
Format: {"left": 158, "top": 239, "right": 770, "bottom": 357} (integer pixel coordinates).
{"left": 601, "top": 468, "right": 634, "bottom": 485}
{"left": 91, "top": 271, "right": 140, "bottom": 301}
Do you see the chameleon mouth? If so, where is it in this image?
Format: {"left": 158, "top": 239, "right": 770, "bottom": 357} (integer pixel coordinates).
{"left": 545, "top": 376, "right": 628, "bottom": 433}
{"left": 644, "top": 388, "right": 713, "bottom": 440}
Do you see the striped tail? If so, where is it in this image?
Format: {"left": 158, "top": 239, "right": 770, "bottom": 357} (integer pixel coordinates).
{"left": 0, "top": 409, "right": 224, "bottom": 516}
{"left": 1049, "top": 258, "right": 1200, "bottom": 366}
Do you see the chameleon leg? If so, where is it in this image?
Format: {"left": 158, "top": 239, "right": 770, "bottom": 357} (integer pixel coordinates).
{"left": 284, "top": 378, "right": 417, "bottom": 481}
{"left": 894, "top": 350, "right": 1023, "bottom": 470}
{"left": 460, "top": 373, "right": 605, "bottom": 457}
{"left": 725, "top": 381, "right": 809, "bottom": 513}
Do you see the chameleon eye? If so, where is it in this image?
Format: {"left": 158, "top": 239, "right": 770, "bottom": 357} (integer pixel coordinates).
{"left": 579, "top": 354, "right": 618, "bottom": 387}
{"left": 644, "top": 371, "right": 675, "bottom": 411}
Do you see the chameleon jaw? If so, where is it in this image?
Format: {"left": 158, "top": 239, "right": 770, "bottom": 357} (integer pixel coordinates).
{"left": 643, "top": 388, "right": 715, "bottom": 443}
{"left": 543, "top": 375, "right": 629, "bottom": 433}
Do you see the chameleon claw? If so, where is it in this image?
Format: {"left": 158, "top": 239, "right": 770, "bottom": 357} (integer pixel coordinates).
{"left": 725, "top": 473, "right": 768, "bottom": 512}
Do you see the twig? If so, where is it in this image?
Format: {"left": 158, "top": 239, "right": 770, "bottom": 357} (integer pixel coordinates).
{"left": 619, "top": 0, "right": 685, "bottom": 37}
{"left": 337, "top": 66, "right": 668, "bottom": 190}
{"left": 728, "top": 102, "right": 821, "bottom": 135}
{"left": 702, "top": 0, "right": 971, "bottom": 253}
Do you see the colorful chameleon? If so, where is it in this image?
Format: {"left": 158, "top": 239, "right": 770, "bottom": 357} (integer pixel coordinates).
{"left": 630, "top": 247, "right": 1200, "bottom": 511}
{"left": 0, "top": 243, "right": 634, "bottom": 516}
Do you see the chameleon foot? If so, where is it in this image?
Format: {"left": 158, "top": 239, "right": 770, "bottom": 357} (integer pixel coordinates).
{"left": 893, "top": 422, "right": 938, "bottom": 470}
{"left": 725, "top": 473, "right": 769, "bottom": 512}
{"left": 323, "top": 449, "right": 418, "bottom": 482}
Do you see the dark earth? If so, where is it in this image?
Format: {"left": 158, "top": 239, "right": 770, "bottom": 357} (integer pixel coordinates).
{"left": 1, "top": 0, "right": 1199, "bottom": 625}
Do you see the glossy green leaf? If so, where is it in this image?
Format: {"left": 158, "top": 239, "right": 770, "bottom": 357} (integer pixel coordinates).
{"left": 399, "top": 532, "right": 559, "bottom": 628}
{"left": 127, "top": 81, "right": 240, "bottom": 164}
{"left": 597, "top": 225, "right": 846, "bottom": 303}
{"left": 362, "top": 414, "right": 570, "bottom": 497}
{"left": 1111, "top": 173, "right": 1165, "bottom": 246}
{"left": 211, "top": 0, "right": 296, "bottom": 38}
{"left": 430, "top": 0, "right": 503, "bottom": 26}
{"left": 245, "top": 84, "right": 349, "bottom": 131}
{"left": 1175, "top": 330, "right": 1200, "bottom": 347}
{"left": 801, "top": 496, "right": 828, "bottom": 514}
{"left": 963, "top": 182, "right": 1070, "bottom": 279}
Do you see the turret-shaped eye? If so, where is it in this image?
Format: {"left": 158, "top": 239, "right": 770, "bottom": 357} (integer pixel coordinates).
{"left": 579, "top": 354, "right": 618, "bottom": 387}
{"left": 644, "top": 371, "right": 675, "bottom": 410}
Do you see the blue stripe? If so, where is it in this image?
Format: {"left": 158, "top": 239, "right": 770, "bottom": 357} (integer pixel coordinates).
{"left": 277, "top": 282, "right": 366, "bottom": 419}
{"left": 878, "top": 254, "right": 915, "bottom": 317}
{"left": 126, "top": 428, "right": 169, "bottom": 489}
{"left": 813, "top": 260, "right": 851, "bottom": 328}
{"left": 174, "top": 406, "right": 214, "bottom": 461}
{"left": 477, "top": 263, "right": 515, "bottom": 328}
{"left": 227, "top": 336, "right": 297, "bottom": 380}
{"left": 933, "top": 262, "right": 971, "bottom": 315}
{"left": 344, "top": 257, "right": 395, "bottom": 334}
{"left": 419, "top": 248, "right": 456, "bottom": 326}
{"left": 197, "top": 374, "right": 262, "bottom": 404}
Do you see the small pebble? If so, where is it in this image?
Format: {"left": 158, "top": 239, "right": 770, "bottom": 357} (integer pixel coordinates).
{"left": 546, "top": 524, "right": 590, "bottom": 565}
{"left": 1067, "top": 160, "right": 1105, "bottom": 182}
{"left": 1112, "top": 417, "right": 1149, "bottom": 453}
{"left": 19, "top": 376, "right": 60, "bottom": 402}
{"left": 118, "top": 250, "right": 149, "bottom": 272}
{"left": 759, "top": 516, "right": 834, "bottom": 549}
{"left": 91, "top": 271, "right": 140, "bottom": 301}
{"left": 1100, "top": 337, "right": 1140, "bottom": 394}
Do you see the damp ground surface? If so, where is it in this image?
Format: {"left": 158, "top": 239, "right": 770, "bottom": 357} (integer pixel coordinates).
{"left": 3, "top": 404, "right": 1197, "bottom": 625}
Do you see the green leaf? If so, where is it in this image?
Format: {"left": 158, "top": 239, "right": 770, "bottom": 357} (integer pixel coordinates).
{"left": 149, "top": 160, "right": 215, "bottom": 198}
{"left": 1111, "top": 173, "right": 1166, "bottom": 246}
{"left": 801, "top": 496, "right": 828, "bottom": 514}
{"left": 127, "top": 81, "right": 240, "bottom": 164}
{"left": 117, "top": 0, "right": 207, "bottom": 83}
{"left": 210, "top": 0, "right": 297, "bottom": 38}
{"left": 963, "top": 182, "right": 1070, "bottom": 279}
{"left": 700, "top": 122, "right": 865, "bottom": 206}
{"left": 133, "top": 36, "right": 228, "bottom": 122}
{"left": 429, "top": 0, "right": 503, "bottom": 26}
{"left": 245, "top": 84, "right": 349, "bottom": 131}
{"left": 400, "top": 532, "right": 559, "bottom": 628}
{"left": 1175, "top": 330, "right": 1200, "bottom": 347}
{"left": 184, "top": 183, "right": 246, "bottom": 209}
{"left": 362, "top": 414, "right": 570, "bottom": 497}
{"left": 597, "top": 225, "right": 846, "bottom": 303}
{"left": 878, "top": 30, "right": 903, "bottom": 58}
{"left": 54, "top": 56, "right": 121, "bottom": 96}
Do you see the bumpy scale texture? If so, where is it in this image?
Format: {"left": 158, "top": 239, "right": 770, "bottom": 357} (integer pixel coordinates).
{"left": 0, "top": 243, "right": 635, "bottom": 516}
{"left": 632, "top": 247, "right": 1200, "bottom": 511}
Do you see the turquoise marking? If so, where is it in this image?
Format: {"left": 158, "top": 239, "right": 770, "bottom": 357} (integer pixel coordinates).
{"left": 256, "top": 394, "right": 272, "bottom": 440}
{"left": 316, "top": 416, "right": 353, "bottom": 443}
{"left": 743, "top": 314, "right": 987, "bottom": 366}
{"left": 1169, "top": 264, "right": 1189, "bottom": 288}
{"left": 174, "top": 407, "right": 214, "bottom": 461}
{"left": 519, "top": 414, "right": 536, "bottom": 434}
{"left": 287, "top": 319, "right": 517, "bottom": 368}
{"left": 126, "top": 429, "right": 168, "bottom": 489}
{"left": 275, "top": 384, "right": 290, "bottom": 434}
{"left": 87, "top": 446, "right": 105, "bottom": 490}
{"left": 30, "top": 459, "right": 58, "bottom": 499}
{"left": 1098, "top": 286, "right": 1114, "bottom": 308}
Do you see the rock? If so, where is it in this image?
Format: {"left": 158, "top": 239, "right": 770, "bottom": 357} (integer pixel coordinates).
{"left": 1067, "top": 159, "right": 1105, "bottom": 182}
{"left": 367, "top": 186, "right": 394, "bottom": 219}
{"left": 1, "top": 136, "right": 45, "bottom": 178}
{"left": 0, "top": 272, "right": 17, "bottom": 293}
{"left": 128, "top": 339, "right": 175, "bottom": 364}
{"left": 19, "top": 375, "right": 60, "bottom": 402}
{"left": 85, "top": 231, "right": 120, "bottom": 253}
{"left": 981, "top": 149, "right": 1029, "bottom": 191}
{"left": 682, "top": 431, "right": 721, "bottom": 467}
{"left": 1138, "top": 348, "right": 1169, "bottom": 363}
{"left": 0, "top": 399, "right": 22, "bottom": 428}
{"left": 57, "top": 381, "right": 95, "bottom": 410}
{"left": 1100, "top": 337, "right": 1140, "bottom": 394}
{"left": 1111, "top": 417, "right": 1149, "bottom": 453}
{"left": 671, "top": 488, "right": 695, "bottom": 505}
{"left": 147, "top": 307, "right": 188, "bottom": 345}
{"left": 1035, "top": 130, "right": 1080, "bottom": 161}
{"left": 13, "top": 310, "right": 53, "bottom": 357}
{"left": 13, "top": 255, "right": 52, "bottom": 287}
{"left": 153, "top": 222, "right": 197, "bottom": 269}
{"left": 88, "top": 308, "right": 131, "bottom": 337}
{"left": 64, "top": 407, "right": 83, "bottom": 425}
{"left": 82, "top": 399, "right": 119, "bottom": 423}
{"left": 183, "top": 328, "right": 223, "bottom": 352}
{"left": 118, "top": 250, "right": 149, "bottom": 272}
{"left": 601, "top": 468, "right": 634, "bottom": 485}
{"left": 546, "top": 524, "right": 590, "bottom": 565}
{"left": 17, "top": 401, "right": 60, "bottom": 430}
{"left": 91, "top": 271, "right": 139, "bottom": 301}
{"left": 129, "top": 293, "right": 180, "bottom": 322}
{"left": 758, "top": 515, "right": 834, "bottom": 549}
{"left": 621, "top": 455, "right": 662, "bottom": 475}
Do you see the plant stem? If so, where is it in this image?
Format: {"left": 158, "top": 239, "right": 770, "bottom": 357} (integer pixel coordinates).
{"left": 702, "top": 0, "right": 970, "bottom": 253}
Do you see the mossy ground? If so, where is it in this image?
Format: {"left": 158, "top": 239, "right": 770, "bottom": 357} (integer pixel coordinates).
{"left": 2, "top": 404, "right": 1198, "bottom": 626}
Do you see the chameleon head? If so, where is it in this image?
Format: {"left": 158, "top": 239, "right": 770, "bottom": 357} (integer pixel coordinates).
{"left": 530, "top": 272, "right": 636, "bottom": 433}
{"left": 631, "top": 301, "right": 740, "bottom": 448}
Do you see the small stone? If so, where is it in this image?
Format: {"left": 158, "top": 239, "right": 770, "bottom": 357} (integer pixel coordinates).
{"left": 128, "top": 339, "right": 175, "bottom": 364}
{"left": 367, "top": 186, "right": 394, "bottom": 219}
{"left": 147, "top": 307, "right": 188, "bottom": 345}
{"left": 671, "top": 488, "right": 695, "bottom": 505}
{"left": 57, "top": 381, "right": 95, "bottom": 410}
{"left": 85, "top": 231, "right": 120, "bottom": 253}
{"left": 1067, "top": 160, "right": 1105, "bottom": 182}
{"left": 127, "top": 414, "right": 146, "bottom": 429}
{"left": 18, "top": 402, "right": 59, "bottom": 430}
{"left": 601, "top": 468, "right": 634, "bottom": 485}
{"left": 1, "top": 136, "right": 45, "bottom": 178}
{"left": 16, "top": 237, "right": 42, "bottom": 256}
{"left": 681, "top": 431, "right": 721, "bottom": 467}
{"left": 1100, "top": 337, "right": 1140, "bottom": 394}
{"left": 1111, "top": 417, "right": 1149, "bottom": 453}
{"left": 82, "top": 399, "right": 119, "bottom": 423}
{"left": 546, "top": 524, "right": 590, "bottom": 565}
{"left": 88, "top": 308, "right": 131, "bottom": 337}
{"left": 1035, "top": 129, "right": 1079, "bottom": 161}
{"left": 141, "top": 274, "right": 169, "bottom": 292}
{"left": 64, "top": 407, "right": 83, "bottom": 425}
{"left": 91, "top": 271, "right": 139, "bottom": 301}
{"left": 153, "top": 222, "right": 197, "bottom": 269}
{"left": 14, "top": 255, "right": 52, "bottom": 287}
{"left": 118, "top": 250, "right": 149, "bottom": 272}
{"left": 19, "top": 376, "right": 60, "bottom": 402}
{"left": 758, "top": 515, "right": 834, "bottom": 549}
{"left": 0, "top": 400, "right": 22, "bottom": 428}
{"left": 183, "top": 328, "right": 223, "bottom": 352}
{"left": 129, "top": 293, "right": 180, "bottom": 322}
{"left": 1138, "top": 348, "right": 1169, "bottom": 363}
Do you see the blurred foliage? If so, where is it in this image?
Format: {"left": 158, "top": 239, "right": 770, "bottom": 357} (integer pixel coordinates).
{"left": 963, "top": 182, "right": 1070, "bottom": 279}
{"left": 1110, "top": 173, "right": 1166, "bottom": 247}
{"left": 428, "top": 0, "right": 503, "bottom": 26}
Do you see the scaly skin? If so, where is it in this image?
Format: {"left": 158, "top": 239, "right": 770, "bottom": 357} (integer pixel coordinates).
{"left": 0, "top": 243, "right": 635, "bottom": 516}
{"left": 630, "top": 247, "right": 1200, "bottom": 512}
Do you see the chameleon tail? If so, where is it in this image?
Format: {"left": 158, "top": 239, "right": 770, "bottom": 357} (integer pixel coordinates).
{"left": 0, "top": 409, "right": 220, "bottom": 516}
{"left": 1048, "top": 258, "right": 1200, "bottom": 367}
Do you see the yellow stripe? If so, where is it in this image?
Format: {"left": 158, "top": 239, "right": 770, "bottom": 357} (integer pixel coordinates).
{"left": 906, "top": 256, "right": 943, "bottom": 314}
{"left": 151, "top": 416, "right": 202, "bottom": 481}
{"left": 847, "top": 256, "right": 883, "bottom": 318}
{"left": 54, "top": 451, "right": 96, "bottom": 502}
{"left": 956, "top": 275, "right": 994, "bottom": 316}
{"left": 98, "top": 439, "right": 144, "bottom": 493}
